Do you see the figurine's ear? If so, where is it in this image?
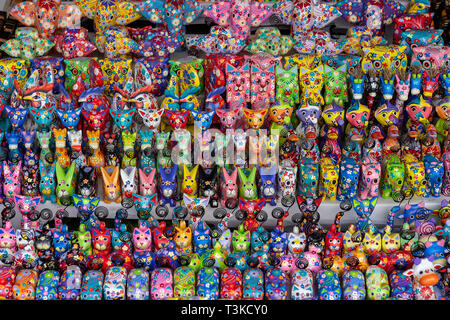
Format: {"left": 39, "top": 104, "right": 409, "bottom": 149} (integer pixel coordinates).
{"left": 149, "top": 193, "right": 158, "bottom": 206}
{"left": 323, "top": 65, "right": 334, "bottom": 75}
{"left": 316, "top": 65, "right": 324, "bottom": 74}
{"left": 222, "top": 167, "right": 229, "bottom": 179}
{"left": 249, "top": 167, "right": 257, "bottom": 182}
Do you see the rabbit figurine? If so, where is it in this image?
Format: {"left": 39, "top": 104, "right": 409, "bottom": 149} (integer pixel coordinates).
{"left": 87, "top": 130, "right": 105, "bottom": 168}
{"left": 139, "top": 168, "right": 157, "bottom": 197}
{"left": 3, "top": 161, "right": 21, "bottom": 200}
{"left": 101, "top": 166, "right": 121, "bottom": 203}
{"left": 238, "top": 167, "right": 258, "bottom": 200}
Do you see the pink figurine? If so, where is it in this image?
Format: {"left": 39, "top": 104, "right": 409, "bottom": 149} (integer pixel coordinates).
{"left": 404, "top": 256, "right": 443, "bottom": 300}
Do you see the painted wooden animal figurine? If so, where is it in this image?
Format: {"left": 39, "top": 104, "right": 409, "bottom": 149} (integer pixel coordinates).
{"left": 21, "top": 130, "right": 38, "bottom": 168}
{"left": 53, "top": 128, "right": 70, "bottom": 168}
{"left": 404, "top": 257, "right": 444, "bottom": 300}
{"left": 37, "top": 130, "right": 52, "bottom": 166}
{"left": 101, "top": 166, "right": 121, "bottom": 204}
{"left": 87, "top": 130, "right": 105, "bottom": 169}
{"left": 39, "top": 159, "right": 56, "bottom": 203}
{"left": 122, "top": 131, "right": 137, "bottom": 168}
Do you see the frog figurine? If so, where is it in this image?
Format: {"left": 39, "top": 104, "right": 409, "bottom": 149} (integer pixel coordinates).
{"left": 381, "top": 153, "right": 405, "bottom": 199}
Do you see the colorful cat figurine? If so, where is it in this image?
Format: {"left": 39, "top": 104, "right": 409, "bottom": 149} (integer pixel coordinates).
{"left": 120, "top": 167, "right": 137, "bottom": 199}
{"left": 104, "top": 132, "right": 120, "bottom": 167}
{"left": 381, "top": 153, "right": 405, "bottom": 199}
{"left": 276, "top": 66, "right": 300, "bottom": 105}
{"left": 181, "top": 164, "right": 199, "bottom": 199}
{"left": 198, "top": 166, "right": 219, "bottom": 208}
{"left": 132, "top": 222, "right": 156, "bottom": 271}
{"left": 226, "top": 62, "right": 250, "bottom": 104}
{"left": 299, "top": 65, "right": 324, "bottom": 107}
{"left": 238, "top": 167, "right": 258, "bottom": 200}
{"left": 324, "top": 64, "right": 348, "bottom": 106}
{"left": 174, "top": 220, "right": 192, "bottom": 255}
{"left": 360, "top": 159, "right": 381, "bottom": 200}
{"left": 86, "top": 130, "right": 105, "bottom": 169}
{"left": 121, "top": 131, "right": 137, "bottom": 168}
{"left": 21, "top": 130, "right": 38, "bottom": 168}
{"left": 3, "top": 161, "right": 21, "bottom": 200}
{"left": 78, "top": 166, "right": 96, "bottom": 197}
{"left": 22, "top": 166, "right": 39, "bottom": 197}
{"left": 249, "top": 62, "right": 275, "bottom": 106}
{"left": 37, "top": 130, "right": 52, "bottom": 167}
{"left": 6, "top": 132, "right": 22, "bottom": 163}
{"left": 220, "top": 167, "right": 238, "bottom": 208}
{"left": 67, "top": 130, "right": 87, "bottom": 170}
{"left": 337, "top": 157, "right": 360, "bottom": 201}
{"left": 352, "top": 196, "right": 378, "bottom": 232}
{"left": 138, "top": 130, "right": 155, "bottom": 172}
{"left": 139, "top": 168, "right": 158, "bottom": 197}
